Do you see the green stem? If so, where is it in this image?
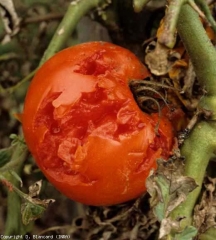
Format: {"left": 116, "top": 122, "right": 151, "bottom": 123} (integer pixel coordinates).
{"left": 133, "top": 0, "right": 151, "bottom": 12}
{"left": 0, "top": 145, "right": 29, "bottom": 174}
{"left": 158, "top": 0, "right": 187, "bottom": 48}
{"left": 1, "top": 0, "right": 106, "bottom": 94}
{"left": 3, "top": 145, "right": 29, "bottom": 235}
{"left": 195, "top": 0, "right": 216, "bottom": 32}
{"left": 0, "top": 174, "right": 41, "bottom": 205}
{"left": 171, "top": 121, "right": 216, "bottom": 227}
{"left": 170, "top": 3, "right": 216, "bottom": 228}
{"left": 40, "top": 0, "right": 106, "bottom": 65}
{"left": 178, "top": 4, "right": 216, "bottom": 119}
{"left": 0, "top": 69, "right": 37, "bottom": 94}
{"left": 177, "top": 4, "right": 216, "bottom": 97}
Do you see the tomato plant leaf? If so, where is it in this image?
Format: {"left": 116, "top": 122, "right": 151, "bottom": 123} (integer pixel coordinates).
{"left": 0, "top": 147, "right": 12, "bottom": 167}
{"left": 21, "top": 202, "right": 46, "bottom": 225}
{"left": 147, "top": 159, "right": 198, "bottom": 218}
{"left": 193, "top": 176, "right": 216, "bottom": 235}
{"left": 173, "top": 226, "right": 198, "bottom": 240}
{"left": 159, "top": 220, "right": 197, "bottom": 239}
{"left": 199, "top": 227, "right": 216, "bottom": 240}
{"left": 21, "top": 188, "right": 55, "bottom": 225}
{"left": 146, "top": 158, "right": 198, "bottom": 237}
{"left": 19, "top": 179, "right": 55, "bottom": 225}
{"left": 159, "top": 217, "right": 180, "bottom": 239}
{"left": 10, "top": 133, "right": 26, "bottom": 146}
{"left": 152, "top": 174, "right": 170, "bottom": 221}
{"left": 9, "top": 170, "right": 23, "bottom": 187}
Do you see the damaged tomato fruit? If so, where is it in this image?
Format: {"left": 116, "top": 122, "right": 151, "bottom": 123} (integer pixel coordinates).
{"left": 22, "top": 42, "right": 174, "bottom": 206}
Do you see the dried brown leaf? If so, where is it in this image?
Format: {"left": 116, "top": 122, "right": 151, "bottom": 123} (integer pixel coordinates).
{"left": 145, "top": 41, "right": 172, "bottom": 76}
{"left": 159, "top": 217, "right": 180, "bottom": 239}
{"left": 146, "top": 156, "right": 197, "bottom": 240}
{"left": 194, "top": 176, "right": 216, "bottom": 234}
{"left": 70, "top": 197, "right": 159, "bottom": 240}
{"left": 28, "top": 180, "right": 42, "bottom": 198}
{"left": 146, "top": 158, "right": 198, "bottom": 237}
{"left": 0, "top": 0, "right": 20, "bottom": 43}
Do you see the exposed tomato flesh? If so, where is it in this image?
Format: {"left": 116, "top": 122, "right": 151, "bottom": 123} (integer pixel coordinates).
{"left": 35, "top": 82, "right": 171, "bottom": 177}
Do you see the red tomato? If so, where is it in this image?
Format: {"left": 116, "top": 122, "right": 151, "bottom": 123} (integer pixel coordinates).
{"left": 22, "top": 42, "right": 174, "bottom": 206}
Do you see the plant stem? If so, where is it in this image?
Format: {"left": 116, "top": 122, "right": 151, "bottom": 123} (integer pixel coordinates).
{"left": 177, "top": 4, "right": 216, "bottom": 97}
{"left": 158, "top": 0, "right": 187, "bottom": 48}
{"left": 1, "top": 0, "right": 106, "bottom": 94}
{"left": 3, "top": 145, "right": 29, "bottom": 235}
{"left": 133, "top": 0, "right": 151, "bottom": 12}
{"left": 195, "top": 0, "right": 216, "bottom": 32}
{"left": 40, "top": 0, "right": 106, "bottom": 65}
{"left": 171, "top": 121, "right": 216, "bottom": 227}
{"left": 170, "top": 3, "right": 216, "bottom": 228}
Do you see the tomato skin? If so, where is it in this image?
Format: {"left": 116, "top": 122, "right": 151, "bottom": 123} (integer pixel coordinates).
{"left": 22, "top": 42, "right": 174, "bottom": 206}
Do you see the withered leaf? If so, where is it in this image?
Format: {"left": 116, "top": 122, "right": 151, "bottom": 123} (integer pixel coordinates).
{"left": 20, "top": 180, "right": 55, "bottom": 225}
{"left": 145, "top": 35, "right": 185, "bottom": 77}
{"left": 173, "top": 226, "right": 197, "bottom": 240}
{"left": 0, "top": 0, "right": 20, "bottom": 43}
{"left": 28, "top": 180, "right": 42, "bottom": 198}
{"left": 146, "top": 158, "right": 198, "bottom": 237}
{"left": 147, "top": 173, "right": 170, "bottom": 221}
{"left": 145, "top": 41, "right": 172, "bottom": 76}
{"left": 21, "top": 196, "right": 55, "bottom": 225}
{"left": 21, "top": 202, "right": 46, "bottom": 225}
{"left": 169, "top": 59, "right": 188, "bottom": 85}
{"left": 71, "top": 197, "right": 158, "bottom": 240}
{"left": 181, "top": 60, "right": 196, "bottom": 98}
{"left": 194, "top": 176, "right": 216, "bottom": 234}
{"left": 159, "top": 217, "right": 180, "bottom": 239}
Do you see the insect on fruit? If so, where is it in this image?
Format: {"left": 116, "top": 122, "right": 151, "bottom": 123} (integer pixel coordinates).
{"left": 22, "top": 42, "right": 175, "bottom": 206}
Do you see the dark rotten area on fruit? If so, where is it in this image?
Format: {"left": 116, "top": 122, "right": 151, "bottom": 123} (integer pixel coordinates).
{"left": 1, "top": 0, "right": 216, "bottom": 240}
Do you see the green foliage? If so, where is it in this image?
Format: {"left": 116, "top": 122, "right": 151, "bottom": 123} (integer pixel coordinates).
{"left": 21, "top": 202, "right": 46, "bottom": 225}
{"left": 152, "top": 174, "right": 170, "bottom": 221}
{"left": 199, "top": 227, "right": 216, "bottom": 240}
{"left": 0, "top": 147, "right": 13, "bottom": 167}
{"left": 146, "top": 159, "right": 198, "bottom": 238}
{"left": 173, "top": 226, "right": 198, "bottom": 240}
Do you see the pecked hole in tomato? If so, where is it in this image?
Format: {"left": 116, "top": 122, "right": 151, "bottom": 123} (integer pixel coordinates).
{"left": 73, "top": 50, "right": 112, "bottom": 76}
